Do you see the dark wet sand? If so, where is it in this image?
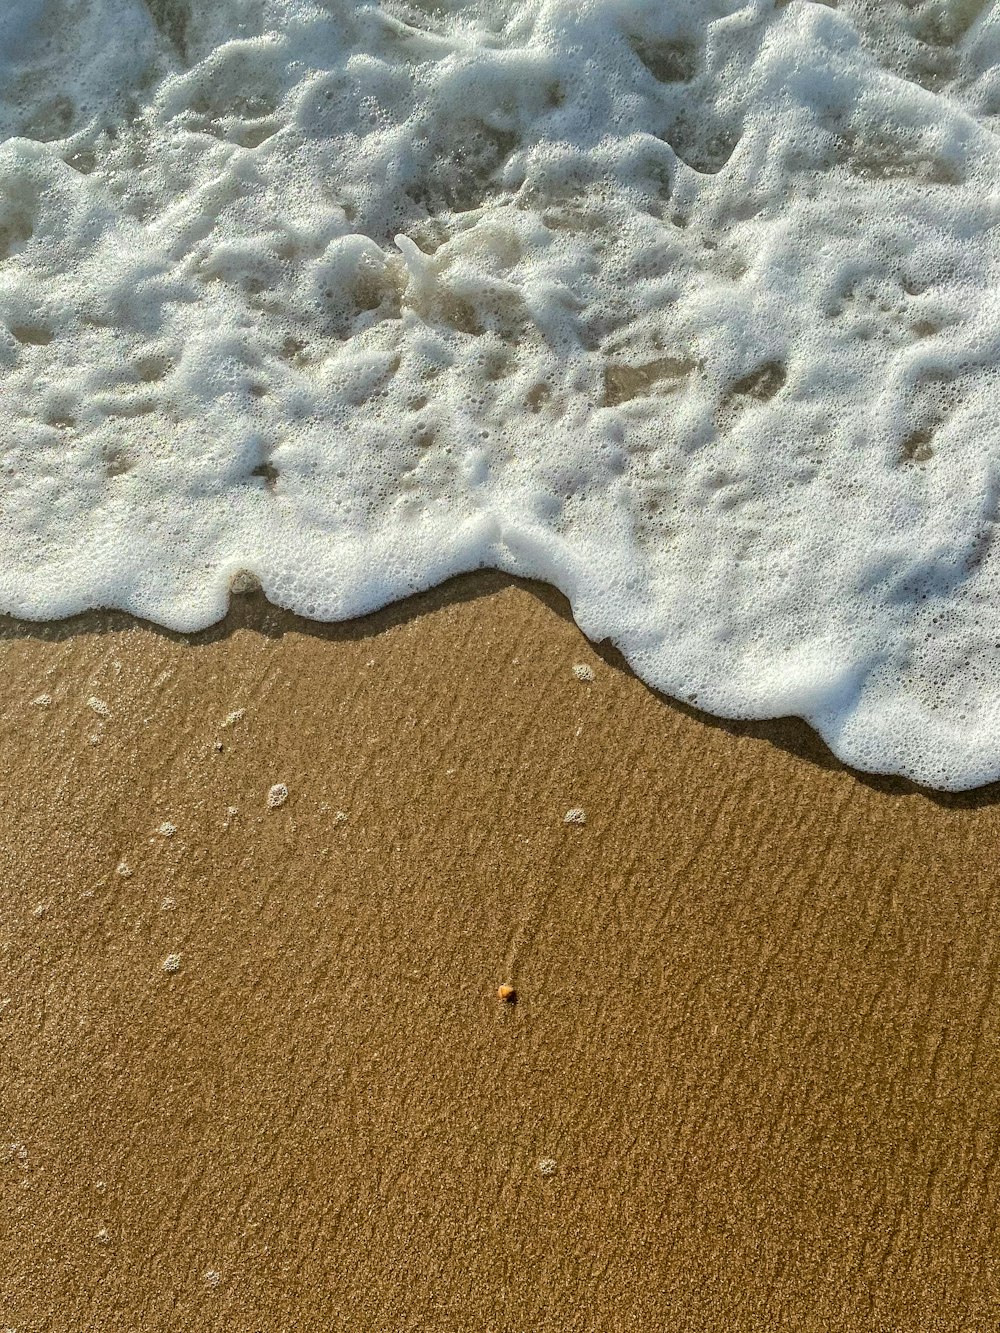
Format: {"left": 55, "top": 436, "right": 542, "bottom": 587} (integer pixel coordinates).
{"left": 2, "top": 573, "right": 999, "bottom": 1331}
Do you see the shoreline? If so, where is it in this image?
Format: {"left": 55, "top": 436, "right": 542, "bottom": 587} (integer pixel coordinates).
{"left": 2, "top": 570, "right": 996, "bottom": 806}
{"left": 3, "top": 567, "right": 997, "bottom": 805}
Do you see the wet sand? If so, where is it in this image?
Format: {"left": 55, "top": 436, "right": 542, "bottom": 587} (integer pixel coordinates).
{"left": 2, "top": 572, "right": 999, "bottom": 1331}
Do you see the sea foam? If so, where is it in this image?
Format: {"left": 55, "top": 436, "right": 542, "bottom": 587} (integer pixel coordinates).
{"left": 1, "top": 0, "right": 1000, "bottom": 789}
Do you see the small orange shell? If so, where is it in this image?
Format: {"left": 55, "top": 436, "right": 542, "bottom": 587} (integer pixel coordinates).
{"left": 497, "top": 984, "right": 517, "bottom": 1003}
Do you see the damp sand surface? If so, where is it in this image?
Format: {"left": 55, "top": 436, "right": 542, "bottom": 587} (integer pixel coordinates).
{"left": 2, "top": 573, "right": 1000, "bottom": 1331}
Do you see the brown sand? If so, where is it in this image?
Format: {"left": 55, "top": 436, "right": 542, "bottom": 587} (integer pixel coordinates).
{"left": 2, "top": 573, "right": 999, "bottom": 1331}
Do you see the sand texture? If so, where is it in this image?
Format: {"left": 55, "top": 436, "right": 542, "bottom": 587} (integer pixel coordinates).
{"left": 2, "top": 574, "right": 999, "bottom": 1331}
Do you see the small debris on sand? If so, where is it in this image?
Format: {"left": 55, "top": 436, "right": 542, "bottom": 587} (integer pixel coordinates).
{"left": 162, "top": 953, "right": 181, "bottom": 974}
{"left": 221, "top": 708, "right": 245, "bottom": 728}
{"left": 86, "top": 696, "right": 110, "bottom": 717}
{"left": 334, "top": 810, "right": 348, "bottom": 823}
{"left": 229, "top": 571, "right": 261, "bottom": 594}
{"left": 31, "top": 693, "right": 51, "bottom": 708}
{"left": 161, "top": 897, "right": 175, "bottom": 912}
{"left": 213, "top": 740, "right": 224, "bottom": 752}
{"left": 563, "top": 807, "right": 587, "bottom": 826}
{"left": 95, "top": 1227, "right": 110, "bottom": 1245}
{"left": 267, "top": 783, "right": 289, "bottom": 809}
{"left": 538, "top": 1158, "right": 557, "bottom": 1177}
{"left": 497, "top": 984, "right": 517, "bottom": 1003}
{"left": 204, "top": 1268, "right": 221, "bottom": 1287}
{"left": 572, "top": 663, "right": 595, "bottom": 682}
{"left": 116, "top": 861, "right": 132, "bottom": 878}
{"left": 158, "top": 821, "right": 176, "bottom": 838}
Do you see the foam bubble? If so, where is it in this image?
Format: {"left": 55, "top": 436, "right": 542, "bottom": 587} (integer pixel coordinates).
{"left": 267, "top": 782, "right": 289, "bottom": 808}
{"left": 2, "top": 1, "right": 1000, "bottom": 787}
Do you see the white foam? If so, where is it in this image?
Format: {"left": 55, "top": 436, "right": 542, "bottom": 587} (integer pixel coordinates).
{"left": 2, "top": 0, "right": 1000, "bottom": 787}
{"left": 267, "top": 782, "right": 289, "bottom": 808}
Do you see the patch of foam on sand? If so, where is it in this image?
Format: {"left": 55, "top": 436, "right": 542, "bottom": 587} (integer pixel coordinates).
{"left": 1, "top": 1, "right": 1000, "bottom": 788}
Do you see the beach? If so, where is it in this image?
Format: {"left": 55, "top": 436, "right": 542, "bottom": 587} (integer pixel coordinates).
{"left": 4, "top": 1, "right": 1000, "bottom": 1327}
{"left": 2, "top": 574, "right": 999, "bottom": 1331}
